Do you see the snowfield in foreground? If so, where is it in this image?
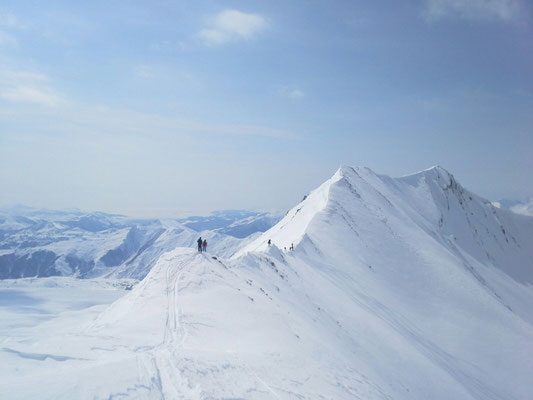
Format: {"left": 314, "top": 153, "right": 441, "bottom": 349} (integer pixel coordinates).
{"left": 1, "top": 166, "right": 533, "bottom": 399}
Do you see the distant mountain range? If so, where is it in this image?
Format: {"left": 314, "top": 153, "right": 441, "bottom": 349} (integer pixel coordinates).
{"left": 177, "top": 209, "right": 281, "bottom": 238}
{"left": 0, "top": 207, "right": 281, "bottom": 280}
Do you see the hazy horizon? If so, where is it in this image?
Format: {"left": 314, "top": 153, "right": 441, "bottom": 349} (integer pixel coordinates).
{"left": 2, "top": 164, "right": 532, "bottom": 219}
{"left": 0, "top": 201, "right": 285, "bottom": 219}
{"left": 1, "top": 1, "right": 532, "bottom": 217}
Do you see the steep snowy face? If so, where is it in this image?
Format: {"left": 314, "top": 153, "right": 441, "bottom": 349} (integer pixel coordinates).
{"left": 228, "top": 165, "right": 533, "bottom": 398}
{"left": 234, "top": 168, "right": 344, "bottom": 256}
{"left": 395, "top": 167, "right": 533, "bottom": 284}
{"left": 240, "top": 165, "right": 533, "bottom": 285}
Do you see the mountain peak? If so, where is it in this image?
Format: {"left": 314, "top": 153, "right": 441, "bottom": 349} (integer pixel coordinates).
{"left": 337, "top": 165, "right": 376, "bottom": 177}
{"left": 424, "top": 165, "right": 454, "bottom": 181}
{"left": 236, "top": 164, "right": 533, "bottom": 284}
{"left": 397, "top": 165, "right": 465, "bottom": 196}
{"left": 426, "top": 164, "right": 450, "bottom": 174}
{"left": 402, "top": 165, "right": 453, "bottom": 181}
{"left": 337, "top": 165, "right": 356, "bottom": 176}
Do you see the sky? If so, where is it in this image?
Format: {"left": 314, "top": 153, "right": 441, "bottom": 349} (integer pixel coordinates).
{"left": 0, "top": 0, "right": 532, "bottom": 217}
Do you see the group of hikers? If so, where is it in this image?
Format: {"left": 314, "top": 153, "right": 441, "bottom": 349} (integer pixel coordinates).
{"left": 197, "top": 237, "right": 208, "bottom": 252}
{"left": 268, "top": 239, "right": 294, "bottom": 252}
{"left": 197, "top": 237, "right": 294, "bottom": 254}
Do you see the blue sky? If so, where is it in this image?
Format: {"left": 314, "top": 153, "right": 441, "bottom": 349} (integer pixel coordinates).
{"left": 0, "top": 0, "right": 532, "bottom": 217}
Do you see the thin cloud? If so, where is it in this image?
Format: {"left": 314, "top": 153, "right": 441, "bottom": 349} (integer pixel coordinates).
{"left": 0, "top": 64, "right": 296, "bottom": 139}
{"left": 0, "top": 86, "right": 62, "bottom": 106}
{"left": 198, "top": 9, "right": 268, "bottom": 46}
{"left": 279, "top": 86, "right": 306, "bottom": 100}
{"left": 57, "top": 105, "right": 297, "bottom": 140}
{"left": 0, "top": 72, "right": 296, "bottom": 140}
{"left": 287, "top": 89, "right": 305, "bottom": 100}
{"left": 0, "top": 70, "right": 49, "bottom": 83}
{"left": 0, "top": 70, "right": 65, "bottom": 107}
{"left": 0, "top": 30, "right": 17, "bottom": 46}
{"left": 0, "top": 11, "right": 27, "bottom": 46}
{"left": 425, "top": 0, "right": 521, "bottom": 22}
{"left": 132, "top": 64, "right": 204, "bottom": 89}
{"left": 0, "top": 11, "right": 27, "bottom": 30}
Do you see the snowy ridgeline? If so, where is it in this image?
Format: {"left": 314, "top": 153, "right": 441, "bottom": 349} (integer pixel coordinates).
{"left": 1, "top": 166, "right": 533, "bottom": 399}
{"left": 0, "top": 208, "right": 280, "bottom": 280}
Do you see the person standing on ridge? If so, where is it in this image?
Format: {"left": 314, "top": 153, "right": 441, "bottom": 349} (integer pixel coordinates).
{"left": 268, "top": 239, "right": 271, "bottom": 247}
{"left": 197, "top": 237, "right": 203, "bottom": 253}
{"left": 202, "top": 239, "right": 207, "bottom": 252}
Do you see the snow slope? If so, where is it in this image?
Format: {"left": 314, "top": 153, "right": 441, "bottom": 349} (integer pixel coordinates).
{"left": 107, "top": 222, "right": 255, "bottom": 279}
{"left": 1, "top": 166, "right": 533, "bottom": 399}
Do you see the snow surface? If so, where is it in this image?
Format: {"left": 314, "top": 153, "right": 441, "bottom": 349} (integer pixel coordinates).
{"left": 1, "top": 166, "right": 533, "bottom": 399}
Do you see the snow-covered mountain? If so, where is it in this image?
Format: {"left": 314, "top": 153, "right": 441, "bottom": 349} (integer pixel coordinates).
{"left": 178, "top": 209, "right": 282, "bottom": 238}
{"left": 2, "top": 166, "right": 533, "bottom": 399}
{"left": 0, "top": 208, "right": 273, "bottom": 280}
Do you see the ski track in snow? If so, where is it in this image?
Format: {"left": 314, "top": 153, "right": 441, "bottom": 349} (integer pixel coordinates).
{"left": 141, "top": 253, "right": 196, "bottom": 399}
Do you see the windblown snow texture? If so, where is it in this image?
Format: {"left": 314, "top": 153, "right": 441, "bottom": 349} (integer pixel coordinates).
{"left": 1, "top": 166, "right": 532, "bottom": 399}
